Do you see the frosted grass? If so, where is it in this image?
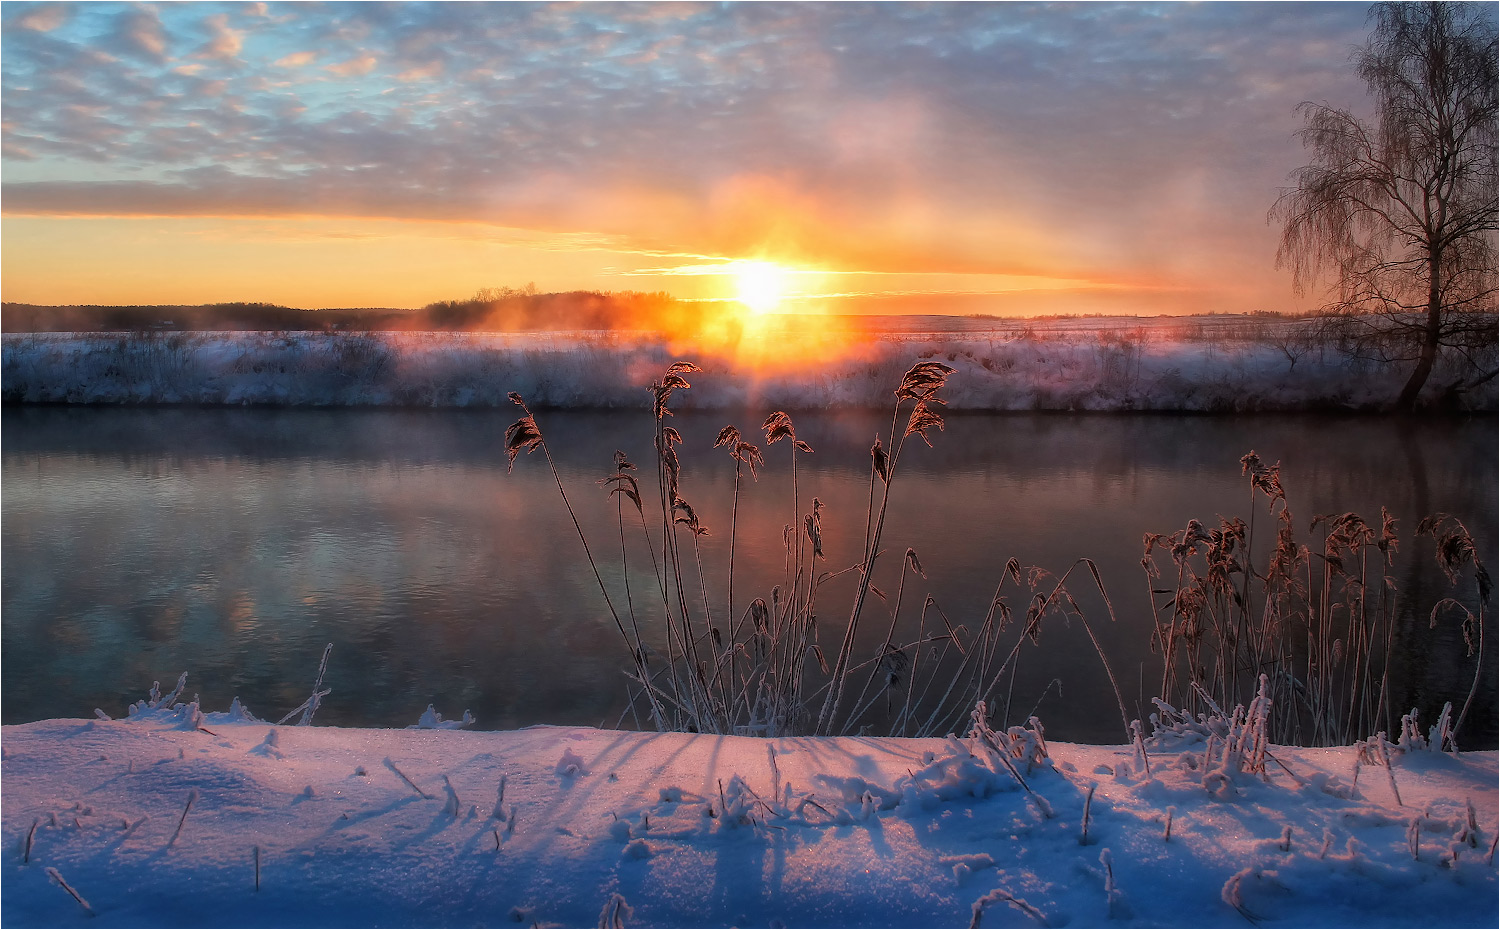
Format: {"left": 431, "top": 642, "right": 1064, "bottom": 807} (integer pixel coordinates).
{"left": 5, "top": 323, "right": 1494, "bottom": 411}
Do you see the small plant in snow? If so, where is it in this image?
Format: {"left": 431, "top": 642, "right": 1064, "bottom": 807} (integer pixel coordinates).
{"left": 1356, "top": 732, "right": 1404, "bottom": 806}
{"left": 1152, "top": 678, "right": 1274, "bottom": 792}
{"left": 167, "top": 788, "right": 198, "bottom": 846}
{"left": 963, "top": 702, "right": 1053, "bottom": 816}
{"left": 1428, "top": 702, "right": 1456, "bottom": 752}
{"left": 598, "top": 892, "right": 633, "bottom": 927}
{"left": 1079, "top": 783, "right": 1096, "bottom": 845}
{"left": 1099, "top": 848, "right": 1125, "bottom": 918}
{"left": 45, "top": 867, "right": 92, "bottom": 916}
{"left": 1221, "top": 866, "right": 1257, "bottom": 923}
{"left": 206, "top": 696, "right": 261, "bottom": 724}
{"left": 442, "top": 775, "right": 461, "bottom": 817}
{"left": 493, "top": 775, "right": 508, "bottom": 819}
{"left": 942, "top": 853, "right": 996, "bottom": 886}
{"left": 249, "top": 729, "right": 284, "bottom": 759}
{"left": 123, "top": 673, "right": 215, "bottom": 733}
{"left": 766, "top": 745, "right": 782, "bottom": 812}
{"left": 1398, "top": 707, "right": 1429, "bottom": 751}
{"left": 409, "top": 705, "right": 475, "bottom": 729}
{"left": 383, "top": 757, "right": 432, "bottom": 799}
{"left": 555, "top": 748, "right": 587, "bottom": 777}
{"left": 969, "top": 885, "right": 1047, "bottom": 928}
{"left": 277, "top": 643, "right": 333, "bottom": 726}
{"left": 127, "top": 672, "right": 188, "bottom": 718}
{"left": 714, "top": 775, "right": 766, "bottom": 828}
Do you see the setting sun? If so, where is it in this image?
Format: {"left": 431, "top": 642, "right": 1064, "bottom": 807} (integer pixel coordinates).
{"left": 733, "top": 261, "right": 786, "bottom": 314}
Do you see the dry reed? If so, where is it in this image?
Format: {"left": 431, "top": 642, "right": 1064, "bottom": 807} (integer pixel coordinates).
{"left": 503, "top": 364, "right": 1488, "bottom": 747}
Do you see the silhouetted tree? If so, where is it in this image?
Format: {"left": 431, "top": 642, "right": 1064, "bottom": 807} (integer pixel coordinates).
{"left": 1273, "top": 2, "right": 1497, "bottom": 409}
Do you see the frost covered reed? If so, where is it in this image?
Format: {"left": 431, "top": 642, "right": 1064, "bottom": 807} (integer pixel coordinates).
{"left": 44, "top": 867, "right": 92, "bottom": 915}
{"left": 278, "top": 643, "right": 333, "bottom": 726}
{"left": 968, "top": 886, "right": 1047, "bottom": 928}
{"left": 383, "top": 758, "right": 430, "bottom": 799}
{"left": 168, "top": 788, "right": 198, "bottom": 846}
{"left": 511, "top": 361, "right": 967, "bottom": 736}
{"left": 1143, "top": 456, "right": 1491, "bottom": 748}
{"left": 507, "top": 362, "right": 1489, "bottom": 745}
{"left": 508, "top": 358, "right": 1151, "bottom": 740}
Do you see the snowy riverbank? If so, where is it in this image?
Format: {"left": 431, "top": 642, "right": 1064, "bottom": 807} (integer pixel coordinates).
{"left": 4, "top": 707, "right": 1495, "bottom": 927}
{"left": 4, "top": 324, "right": 1493, "bottom": 412}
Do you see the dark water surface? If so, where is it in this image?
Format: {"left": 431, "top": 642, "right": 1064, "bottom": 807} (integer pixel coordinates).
{"left": 3, "top": 406, "right": 1495, "bottom": 746}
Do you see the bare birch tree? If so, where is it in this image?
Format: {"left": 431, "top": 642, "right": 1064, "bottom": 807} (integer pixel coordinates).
{"left": 1272, "top": 2, "right": 1497, "bottom": 409}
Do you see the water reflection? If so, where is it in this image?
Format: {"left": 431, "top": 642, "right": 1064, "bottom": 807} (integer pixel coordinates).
{"left": 3, "top": 406, "right": 1494, "bottom": 745}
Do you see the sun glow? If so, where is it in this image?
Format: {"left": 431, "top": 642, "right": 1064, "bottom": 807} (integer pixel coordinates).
{"left": 733, "top": 261, "right": 786, "bottom": 314}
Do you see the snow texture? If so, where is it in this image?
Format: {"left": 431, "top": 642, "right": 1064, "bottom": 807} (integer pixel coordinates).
{"left": 3, "top": 708, "right": 1495, "bottom": 927}
{"left": 4, "top": 322, "right": 1492, "bottom": 411}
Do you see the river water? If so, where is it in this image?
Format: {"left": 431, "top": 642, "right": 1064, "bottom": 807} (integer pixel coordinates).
{"left": 3, "top": 405, "right": 1494, "bottom": 746}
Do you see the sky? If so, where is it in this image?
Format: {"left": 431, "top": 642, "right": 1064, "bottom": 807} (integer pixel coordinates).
{"left": 0, "top": 1, "right": 1393, "bottom": 314}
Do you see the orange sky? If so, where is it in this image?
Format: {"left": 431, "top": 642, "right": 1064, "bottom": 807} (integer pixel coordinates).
{"left": 1, "top": 2, "right": 1384, "bottom": 315}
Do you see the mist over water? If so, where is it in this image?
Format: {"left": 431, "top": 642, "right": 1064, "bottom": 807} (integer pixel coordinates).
{"left": 3, "top": 405, "right": 1494, "bottom": 745}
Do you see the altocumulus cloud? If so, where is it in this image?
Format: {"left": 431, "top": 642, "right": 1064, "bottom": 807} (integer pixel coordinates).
{"left": 1, "top": 1, "right": 1412, "bottom": 302}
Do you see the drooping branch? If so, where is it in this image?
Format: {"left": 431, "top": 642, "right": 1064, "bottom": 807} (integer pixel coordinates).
{"left": 1269, "top": 2, "right": 1497, "bottom": 409}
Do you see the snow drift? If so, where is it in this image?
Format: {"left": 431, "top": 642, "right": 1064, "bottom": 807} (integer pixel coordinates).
{"left": 4, "top": 705, "right": 1495, "bottom": 928}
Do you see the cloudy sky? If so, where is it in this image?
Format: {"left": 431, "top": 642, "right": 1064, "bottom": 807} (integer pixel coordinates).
{"left": 1, "top": 1, "right": 1391, "bottom": 313}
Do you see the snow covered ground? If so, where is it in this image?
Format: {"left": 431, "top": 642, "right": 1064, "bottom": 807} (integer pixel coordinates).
{"left": 4, "top": 319, "right": 1493, "bottom": 411}
{"left": 4, "top": 693, "right": 1495, "bottom": 928}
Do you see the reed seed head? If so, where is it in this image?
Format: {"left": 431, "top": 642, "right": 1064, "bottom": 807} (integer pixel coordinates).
{"left": 734, "top": 441, "right": 764, "bottom": 477}
{"left": 673, "top": 495, "right": 709, "bottom": 535}
{"left": 904, "top": 399, "right": 947, "bottom": 446}
{"left": 601, "top": 471, "right": 643, "bottom": 514}
{"left": 1418, "top": 514, "right": 1482, "bottom": 593}
{"left": 870, "top": 436, "right": 889, "bottom": 482}
{"left": 1240, "top": 450, "right": 1286, "bottom": 509}
{"left": 905, "top": 547, "right": 926, "bottom": 578}
{"left": 651, "top": 361, "right": 701, "bottom": 419}
{"left": 763, "top": 411, "right": 795, "bottom": 445}
{"left": 805, "top": 499, "right": 824, "bottom": 559}
{"left": 896, "top": 360, "right": 957, "bottom": 401}
{"left": 504, "top": 415, "right": 543, "bottom": 471}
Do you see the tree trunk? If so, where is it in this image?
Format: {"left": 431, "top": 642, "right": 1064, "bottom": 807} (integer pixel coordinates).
{"left": 1395, "top": 249, "right": 1445, "bottom": 411}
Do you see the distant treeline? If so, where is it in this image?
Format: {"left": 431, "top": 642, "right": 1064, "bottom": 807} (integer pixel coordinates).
{"left": 1, "top": 289, "right": 715, "bottom": 334}
{"left": 1, "top": 302, "right": 407, "bottom": 333}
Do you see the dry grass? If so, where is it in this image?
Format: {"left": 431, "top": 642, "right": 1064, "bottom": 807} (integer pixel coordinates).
{"left": 506, "top": 362, "right": 1490, "bottom": 745}
{"left": 1143, "top": 456, "right": 1490, "bottom": 747}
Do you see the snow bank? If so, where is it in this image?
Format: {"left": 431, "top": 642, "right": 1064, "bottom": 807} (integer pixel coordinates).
{"left": 4, "top": 711, "right": 1495, "bottom": 927}
{"left": 4, "top": 325, "right": 1491, "bottom": 412}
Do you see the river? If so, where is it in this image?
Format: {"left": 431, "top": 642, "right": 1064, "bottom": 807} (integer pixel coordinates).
{"left": 3, "top": 405, "right": 1494, "bottom": 746}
